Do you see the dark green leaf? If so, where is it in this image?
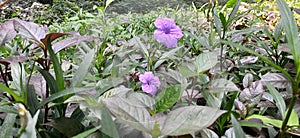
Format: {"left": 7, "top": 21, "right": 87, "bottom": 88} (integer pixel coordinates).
{"left": 155, "top": 85, "right": 183, "bottom": 113}
{"left": 46, "top": 117, "right": 84, "bottom": 137}
{"left": 0, "top": 105, "right": 18, "bottom": 114}
{"left": 36, "top": 66, "right": 58, "bottom": 94}
{"left": 26, "top": 85, "right": 40, "bottom": 116}
{"left": 219, "top": 12, "right": 227, "bottom": 29}
{"left": 46, "top": 38, "right": 65, "bottom": 92}
{"left": 0, "top": 83, "right": 21, "bottom": 102}
{"left": 265, "top": 82, "right": 286, "bottom": 118}
{"left": 214, "top": 8, "right": 222, "bottom": 37}
{"left": 100, "top": 103, "right": 119, "bottom": 138}
{"left": 39, "top": 87, "right": 95, "bottom": 108}
{"left": 72, "top": 126, "right": 101, "bottom": 138}
{"left": 71, "top": 49, "right": 95, "bottom": 87}
{"left": 277, "top": 0, "right": 300, "bottom": 81}
{"left": 227, "top": 0, "right": 241, "bottom": 28}
{"left": 231, "top": 114, "right": 246, "bottom": 138}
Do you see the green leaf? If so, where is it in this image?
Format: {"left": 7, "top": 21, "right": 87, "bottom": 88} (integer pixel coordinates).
{"left": 100, "top": 103, "right": 119, "bottom": 138}
{"left": 277, "top": 0, "right": 300, "bottom": 81}
{"left": 265, "top": 82, "right": 286, "bottom": 118}
{"left": 161, "top": 106, "right": 226, "bottom": 136}
{"left": 0, "top": 113, "right": 17, "bottom": 138}
{"left": 151, "top": 122, "right": 161, "bottom": 138}
{"left": 103, "top": 95, "right": 153, "bottom": 133}
{"left": 179, "top": 65, "right": 197, "bottom": 78}
{"left": 71, "top": 49, "right": 95, "bottom": 87}
{"left": 45, "top": 117, "right": 84, "bottom": 137}
{"left": 223, "top": 40, "right": 293, "bottom": 83}
{"left": 0, "top": 105, "right": 18, "bottom": 114}
{"left": 208, "top": 79, "right": 240, "bottom": 93}
{"left": 36, "top": 66, "right": 58, "bottom": 94}
{"left": 46, "top": 38, "right": 65, "bottom": 92}
{"left": 227, "top": 0, "right": 241, "bottom": 28}
{"left": 39, "top": 87, "right": 95, "bottom": 108}
{"left": 26, "top": 85, "right": 40, "bottom": 116}
{"left": 195, "top": 52, "right": 218, "bottom": 74}
{"left": 239, "top": 121, "right": 269, "bottom": 128}
{"left": 214, "top": 8, "right": 222, "bottom": 38}
{"left": 133, "top": 36, "right": 149, "bottom": 58}
{"left": 72, "top": 126, "right": 101, "bottom": 138}
{"left": 287, "top": 109, "right": 299, "bottom": 127}
{"left": 155, "top": 85, "right": 183, "bottom": 113}
{"left": 247, "top": 114, "right": 282, "bottom": 128}
{"left": 219, "top": 12, "right": 227, "bottom": 29}
{"left": 274, "top": 19, "right": 283, "bottom": 42}
{"left": 0, "top": 83, "right": 21, "bottom": 102}
{"left": 11, "top": 63, "right": 25, "bottom": 95}
{"left": 226, "top": 0, "right": 238, "bottom": 7}
{"left": 154, "top": 46, "right": 182, "bottom": 69}
{"left": 231, "top": 114, "right": 246, "bottom": 138}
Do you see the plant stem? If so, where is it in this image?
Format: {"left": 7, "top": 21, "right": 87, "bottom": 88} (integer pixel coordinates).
{"left": 279, "top": 81, "right": 298, "bottom": 137}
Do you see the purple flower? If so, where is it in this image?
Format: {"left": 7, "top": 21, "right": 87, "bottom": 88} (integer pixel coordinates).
{"left": 139, "top": 72, "right": 160, "bottom": 95}
{"left": 154, "top": 18, "right": 183, "bottom": 48}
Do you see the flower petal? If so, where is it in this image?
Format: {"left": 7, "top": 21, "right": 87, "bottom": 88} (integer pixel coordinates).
{"left": 154, "top": 31, "right": 178, "bottom": 48}
{"left": 154, "top": 18, "right": 175, "bottom": 29}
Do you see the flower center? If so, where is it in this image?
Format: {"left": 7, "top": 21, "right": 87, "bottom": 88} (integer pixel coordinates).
{"left": 163, "top": 23, "right": 171, "bottom": 34}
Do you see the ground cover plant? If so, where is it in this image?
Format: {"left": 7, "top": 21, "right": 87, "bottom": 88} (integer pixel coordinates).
{"left": 0, "top": 0, "right": 300, "bottom": 137}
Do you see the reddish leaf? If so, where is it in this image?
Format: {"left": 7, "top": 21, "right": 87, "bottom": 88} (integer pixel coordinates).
{"left": 52, "top": 35, "right": 96, "bottom": 53}
{"left": 0, "top": 56, "right": 34, "bottom": 65}
{"left": 41, "top": 33, "right": 68, "bottom": 46}
{"left": 261, "top": 73, "right": 290, "bottom": 88}
{"left": 13, "top": 19, "right": 46, "bottom": 49}
{"left": 0, "top": 20, "right": 17, "bottom": 46}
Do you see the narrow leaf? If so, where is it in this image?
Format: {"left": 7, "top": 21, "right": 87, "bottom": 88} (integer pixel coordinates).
{"left": 46, "top": 38, "right": 65, "bottom": 92}
{"left": 71, "top": 49, "right": 95, "bottom": 87}
{"left": 231, "top": 114, "right": 246, "bottom": 138}
{"left": 36, "top": 66, "right": 58, "bottom": 95}
{"left": 277, "top": 0, "right": 300, "bottom": 81}
{"left": 265, "top": 82, "right": 286, "bottom": 118}
{"left": 39, "top": 87, "right": 95, "bottom": 108}
{"left": 52, "top": 35, "right": 95, "bottom": 53}
{"left": 247, "top": 114, "right": 282, "bottom": 128}
{"left": 227, "top": 0, "right": 241, "bottom": 28}
{"left": 100, "top": 103, "right": 119, "bottom": 138}
{"left": 0, "top": 83, "right": 21, "bottom": 102}
{"left": 72, "top": 126, "right": 101, "bottom": 138}
{"left": 0, "top": 113, "right": 17, "bottom": 138}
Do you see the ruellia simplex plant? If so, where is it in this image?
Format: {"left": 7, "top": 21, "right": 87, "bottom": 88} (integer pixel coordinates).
{"left": 0, "top": 0, "right": 300, "bottom": 137}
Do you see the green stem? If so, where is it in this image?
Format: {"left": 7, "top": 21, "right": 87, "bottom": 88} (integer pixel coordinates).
{"left": 280, "top": 79, "right": 298, "bottom": 137}
{"left": 279, "top": 94, "right": 296, "bottom": 137}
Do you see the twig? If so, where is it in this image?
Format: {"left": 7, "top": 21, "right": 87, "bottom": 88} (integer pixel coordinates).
{"left": 0, "top": 0, "right": 11, "bottom": 9}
